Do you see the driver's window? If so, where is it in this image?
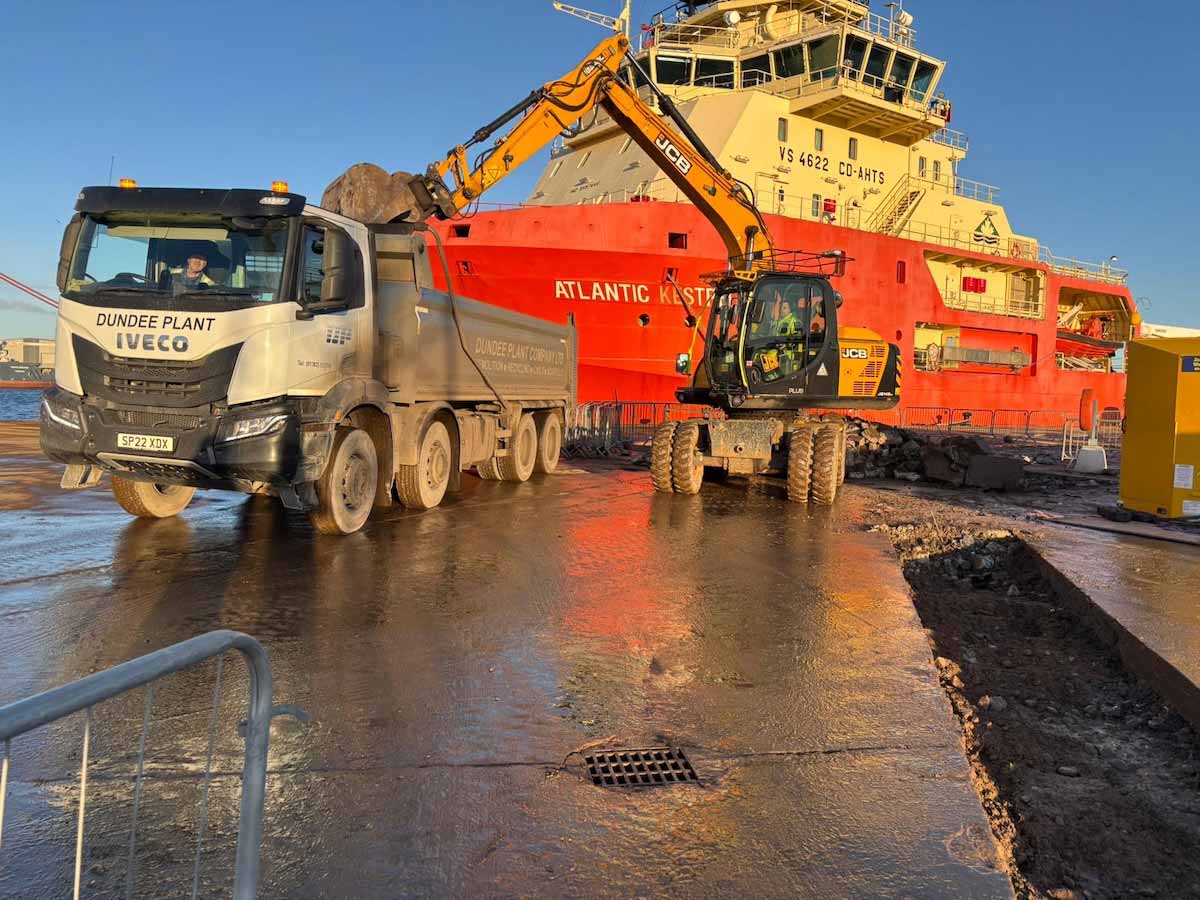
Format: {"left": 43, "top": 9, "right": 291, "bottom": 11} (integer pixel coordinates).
{"left": 300, "top": 226, "right": 326, "bottom": 304}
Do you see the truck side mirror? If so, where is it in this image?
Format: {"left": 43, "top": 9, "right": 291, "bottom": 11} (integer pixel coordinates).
{"left": 676, "top": 352, "right": 692, "bottom": 375}
{"left": 320, "top": 229, "right": 353, "bottom": 304}
{"left": 56, "top": 215, "right": 82, "bottom": 294}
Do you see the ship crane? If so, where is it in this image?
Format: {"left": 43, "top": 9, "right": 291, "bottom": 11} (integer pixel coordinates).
{"left": 323, "top": 5, "right": 902, "bottom": 505}
{"left": 0, "top": 272, "right": 59, "bottom": 311}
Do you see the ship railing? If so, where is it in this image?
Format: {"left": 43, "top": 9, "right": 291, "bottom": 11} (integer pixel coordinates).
{"left": 1039, "top": 250, "right": 1129, "bottom": 286}
{"left": 639, "top": 1, "right": 918, "bottom": 49}
{"left": 940, "top": 288, "right": 1046, "bottom": 321}
{"left": 778, "top": 67, "right": 944, "bottom": 119}
{"left": 953, "top": 176, "right": 1000, "bottom": 204}
{"left": 639, "top": 21, "right": 739, "bottom": 52}
{"left": 0, "top": 631, "right": 303, "bottom": 900}
{"left": 930, "top": 127, "right": 969, "bottom": 151}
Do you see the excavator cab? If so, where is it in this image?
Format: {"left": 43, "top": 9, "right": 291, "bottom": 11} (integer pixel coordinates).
{"left": 685, "top": 252, "right": 858, "bottom": 410}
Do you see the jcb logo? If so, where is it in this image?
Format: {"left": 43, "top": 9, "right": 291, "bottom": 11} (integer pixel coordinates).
{"left": 654, "top": 135, "right": 693, "bottom": 176}
{"left": 581, "top": 54, "right": 608, "bottom": 78}
{"left": 842, "top": 348, "right": 869, "bottom": 360}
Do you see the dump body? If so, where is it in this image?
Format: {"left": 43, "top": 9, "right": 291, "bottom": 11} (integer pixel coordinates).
{"left": 372, "top": 231, "right": 575, "bottom": 404}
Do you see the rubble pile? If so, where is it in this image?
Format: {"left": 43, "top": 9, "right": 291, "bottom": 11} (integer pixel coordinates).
{"left": 843, "top": 419, "right": 1025, "bottom": 491}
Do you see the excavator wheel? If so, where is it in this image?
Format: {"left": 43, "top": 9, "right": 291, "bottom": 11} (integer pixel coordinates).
{"left": 787, "top": 424, "right": 815, "bottom": 504}
{"left": 836, "top": 422, "right": 847, "bottom": 486}
{"left": 811, "top": 424, "right": 841, "bottom": 507}
{"left": 671, "top": 421, "right": 705, "bottom": 495}
{"left": 650, "top": 422, "right": 678, "bottom": 493}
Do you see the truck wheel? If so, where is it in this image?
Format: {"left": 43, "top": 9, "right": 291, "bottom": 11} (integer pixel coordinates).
{"left": 112, "top": 476, "right": 195, "bottom": 519}
{"left": 671, "top": 421, "right": 705, "bottom": 495}
{"left": 811, "top": 424, "right": 840, "bottom": 507}
{"left": 310, "top": 427, "right": 378, "bottom": 535}
{"left": 650, "top": 422, "right": 677, "bottom": 493}
{"left": 497, "top": 413, "right": 537, "bottom": 482}
{"left": 787, "top": 425, "right": 815, "bottom": 504}
{"left": 397, "top": 420, "right": 452, "bottom": 510}
{"left": 534, "top": 412, "right": 562, "bottom": 474}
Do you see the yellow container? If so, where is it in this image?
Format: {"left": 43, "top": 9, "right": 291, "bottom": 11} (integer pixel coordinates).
{"left": 1120, "top": 338, "right": 1200, "bottom": 518}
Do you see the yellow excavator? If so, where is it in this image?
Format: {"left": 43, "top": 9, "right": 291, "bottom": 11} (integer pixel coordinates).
{"left": 324, "top": 11, "right": 900, "bottom": 504}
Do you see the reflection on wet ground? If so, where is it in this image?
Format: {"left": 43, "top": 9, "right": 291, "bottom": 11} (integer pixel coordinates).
{"left": 0, "top": 444, "right": 1010, "bottom": 897}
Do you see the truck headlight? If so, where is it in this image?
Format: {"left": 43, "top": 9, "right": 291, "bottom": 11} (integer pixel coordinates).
{"left": 41, "top": 394, "right": 82, "bottom": 431}
{"left": 219, "top": 413, "right": 288, "bottom": 443}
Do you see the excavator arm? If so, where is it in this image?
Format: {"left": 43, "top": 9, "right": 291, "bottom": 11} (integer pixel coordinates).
{"left": 409, "top": 34, "right": 773, "bottom": 267}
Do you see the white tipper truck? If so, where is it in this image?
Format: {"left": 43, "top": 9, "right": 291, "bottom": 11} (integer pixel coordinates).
{"left": 40, "top": 183, "right": 576, "bottom": 534}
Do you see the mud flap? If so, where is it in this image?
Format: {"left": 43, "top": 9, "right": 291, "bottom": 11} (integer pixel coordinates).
{"left": 60, "top": 463, "right": 104, "bottom": 490}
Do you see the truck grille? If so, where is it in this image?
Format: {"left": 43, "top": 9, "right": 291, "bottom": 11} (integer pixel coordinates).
{"left": 111, "top": 409, "right": 205, "bottom": 431}
{"left": 73, "top": 336, "right": 241, "bottom": 409}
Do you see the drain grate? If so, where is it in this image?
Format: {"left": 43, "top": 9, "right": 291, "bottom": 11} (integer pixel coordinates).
{"left": 584, "top": 747, "right": 699, "bottom": 787}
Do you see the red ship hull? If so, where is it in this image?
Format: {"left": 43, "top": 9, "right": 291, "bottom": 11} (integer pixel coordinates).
{"left": 0, "top": 382, "right": 51, "bottom": 389}
{"left": 428, "top": 201, "right": 1130, "bottom": 424}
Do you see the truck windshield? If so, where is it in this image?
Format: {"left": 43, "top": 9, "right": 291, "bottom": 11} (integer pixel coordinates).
{"left": 64, "top": 214, "right": 291, "bottom": 311}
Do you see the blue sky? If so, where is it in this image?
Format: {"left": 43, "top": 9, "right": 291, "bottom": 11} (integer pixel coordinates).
{"left": 1, "top": 0, "right": 1195, "bottom": 337}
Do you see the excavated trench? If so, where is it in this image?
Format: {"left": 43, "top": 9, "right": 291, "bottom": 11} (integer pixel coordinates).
{"left": 881, "top": 521, "right": 1200, "bottom": 899}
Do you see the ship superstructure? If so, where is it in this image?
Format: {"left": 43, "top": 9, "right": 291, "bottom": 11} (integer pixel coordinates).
{"left": 428, "top": 0, "right": 1137, "bottom": 418}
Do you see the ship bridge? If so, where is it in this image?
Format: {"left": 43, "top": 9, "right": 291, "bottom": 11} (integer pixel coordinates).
{"left": 636, "top": 0, "right": 950, "bottom": 146}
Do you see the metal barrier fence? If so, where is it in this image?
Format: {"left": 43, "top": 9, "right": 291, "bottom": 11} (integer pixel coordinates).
{"left": 1062, "top": 414, "right": 1124, "bottom": 463}
{"left": 565, "top": 402, "right": 718, "bottom": 455}
{"left": 900, "top": 406, "right": 1079, "bottom": 437}
{"left": 0, "top": 630, "right": 289, "bottom": 900}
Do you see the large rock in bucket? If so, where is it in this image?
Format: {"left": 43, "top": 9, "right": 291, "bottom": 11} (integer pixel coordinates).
{"left": 321, "top": 163, "right": 421, "bottom": 224}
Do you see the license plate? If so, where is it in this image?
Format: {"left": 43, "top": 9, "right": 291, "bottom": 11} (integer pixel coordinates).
{"left": 117, "top": 433, "right": 175, "bottom": 453}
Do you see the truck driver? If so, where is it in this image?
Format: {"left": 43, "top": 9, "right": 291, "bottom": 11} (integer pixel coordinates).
{"left": 169, "top": 248, "right": 218, "bottom": 291}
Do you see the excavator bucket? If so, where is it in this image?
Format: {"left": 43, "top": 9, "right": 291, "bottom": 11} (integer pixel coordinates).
{"left": 321, "top": 163, "right": 424, "bottom": 224}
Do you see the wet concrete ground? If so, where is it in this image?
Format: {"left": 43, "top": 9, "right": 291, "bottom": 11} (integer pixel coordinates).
{"left": 0, "top": 423, "right": 1010, "bottom": 898}
{"left": 1035, "top": 528, "right": 1200, "bottom": 729}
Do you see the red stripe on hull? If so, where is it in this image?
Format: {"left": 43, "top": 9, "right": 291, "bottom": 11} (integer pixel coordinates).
{"left": 428, "top": 202, "right": 1132, "bottom": 418}
{"left": 0, "top": 382, "right": 50, "bottom": 389}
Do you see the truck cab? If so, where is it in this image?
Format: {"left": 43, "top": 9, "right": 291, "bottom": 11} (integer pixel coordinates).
{"left": 42, "top": 184, "right": 576, "bottom": 533}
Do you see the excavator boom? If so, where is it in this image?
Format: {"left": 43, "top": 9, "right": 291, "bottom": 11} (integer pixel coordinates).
{"left": 369, "top": 33, "right": 773, "bottom": 267}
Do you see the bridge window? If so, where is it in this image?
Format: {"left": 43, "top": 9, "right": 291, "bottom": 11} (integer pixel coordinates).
{"left": 814, "top": 128, "right": 824, "bottom": 151}
{"left": 655, "top": 54, "right": 693, "bottom": 86}
{"left": 695, "top": 57, "right": 734, "bottom": 89}
{"left": 933, "top": 160, "right": 942, "bottom": 182}
{"left": 630, "top": 58, "right": 651, "bottom": 88}
{"left": 808, "top": 35, "right": 840, "bottom": 81}
{"left": 773, "top": 42, "right": 805, "bottom": 79}
{"left": 849, "top": 137, "right": 859, "bottom": 160}
{"left": 864, "top": 45, "right": 892, "bottom": 88}
{"left": 742, "top": 53, "right": 772, "bottom": 87}
{"left": 888, "top": 53, "right": 917, "bottom": 101}
{"left": 844, "top": 35, "right": 869, "bottom": 78}
{"left": 911, "top": 60, "right": 938, "bottom": 103}
{"left": 778, "top": 117, "right": 789, "bottom": 142}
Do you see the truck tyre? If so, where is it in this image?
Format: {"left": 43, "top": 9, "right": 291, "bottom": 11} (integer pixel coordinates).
{"left": 650, "top": 422, "right": 677, "bottom": 493}
{"left": 787, "top": 425, "right": 815, "bottom": 504}
{"left": 310, "top": 427, "right": 378, "bottom": 535}
{"left": 534, "top": 412, "right": 562, "bottom": 474}
{"left": 497, "top": 413, "right": 538, "bottom": 482}
{"left": 112, "top": 476, "right": 195, "bottom": 519}
{"left": 476, "top": 457, "right": 501, "bottom": 480}
{"left": 671, "top": 421, "right": 705, "bottom": 495}
{"left": 397, "top": 420, "right": 452, "bottom": 510}
{"left": 811, "top": 424, "right": 840, "bottom": 507}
